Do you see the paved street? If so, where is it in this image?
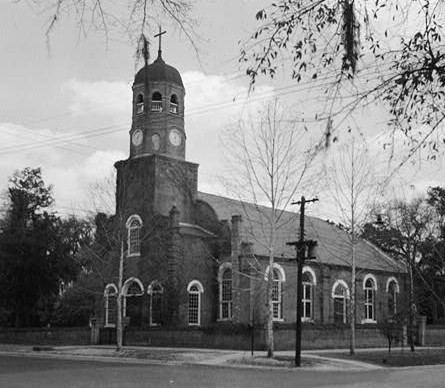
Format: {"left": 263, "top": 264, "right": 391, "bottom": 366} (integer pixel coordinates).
{"left": 1, "top": 354, "right": 445, "bottom": 388}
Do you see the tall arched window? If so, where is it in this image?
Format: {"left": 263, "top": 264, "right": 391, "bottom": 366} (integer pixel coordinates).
{"left": 187, "top": 280, "right": 203, "bottom": 326}
{"left": 272, "top": 268, "right": 284, "bottom": 320}
{"left": 148, "top": 281, "right": 163, "bottom": 326}
{"left": 123, "top": 278, "right": 144, "bottom": 327}
{"left": 151, "top": 92, "right": 163, "bottom": 112}
{"left": 386, "top": 277, "right": 399, "bottom": 317}
{"left": 169, "top": 94, "right": 178, "bottom": 113}
{"left": 302, "top": 267, "right": 316, "bottom": 321}
{"left": 104, "top": 284, "right": 118, "bottom": 327}
{"left": 332, "top": 280, "right": 349, "bottom": 324}
{"left": 218, "top": 263, "right": 232, "bottom": 320}
{"left": 126, "top": 215, "right": 142, "bottom": 257}
{"left": 136, "top": 93, "right": 144, "bottom": 114}
{"left": 363, "top": 275, "right": 377, "bottom": 322}
{"left": 265, "top": 264, "right": 285, "bottom": 321}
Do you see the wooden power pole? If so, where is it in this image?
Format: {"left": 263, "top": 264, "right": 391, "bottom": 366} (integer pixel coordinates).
{"left": 287, "top": 195, "right": 318, "bottom": 367}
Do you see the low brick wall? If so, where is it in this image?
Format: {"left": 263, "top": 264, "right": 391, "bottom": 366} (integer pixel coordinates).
{"left": 2, "top": 324, "right": 443, "bottom": 350}
{"left": 276, "top": 324, "right": 388, "bottom": 350}
{"left": 0, "top": 327, "right": 90, "bottom": 346}
{"left": 424, "top": 325, "right": 445, "bottom": 346}
{"left": 123, "top": 325, "right": 262, "bottom": 350}
{"left": 112, "top": 323, "right": 388, "bottom": 350}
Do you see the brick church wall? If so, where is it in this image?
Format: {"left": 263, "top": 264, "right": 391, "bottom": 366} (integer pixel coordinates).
{"left": 176, "top": 236, "right": 218, "bottom": 327}
{"left": 237, "top": 258, "right": 406, "bottom": 327}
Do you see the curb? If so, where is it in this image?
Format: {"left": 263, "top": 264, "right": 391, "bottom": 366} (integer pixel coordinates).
{"left": 0, "top": 350, "right": 186, "bottom": 367}
{"left": 0, "top": 347, "right": 385, "bottom": 371}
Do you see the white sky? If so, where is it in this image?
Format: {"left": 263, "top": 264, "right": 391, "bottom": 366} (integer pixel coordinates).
{"left": 1, "top": 0, "right": 444, "bottom": 223}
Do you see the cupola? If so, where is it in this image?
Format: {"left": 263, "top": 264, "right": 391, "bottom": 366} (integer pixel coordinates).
{"left": 129, "top": 30, "right": 186, "bottom": 160}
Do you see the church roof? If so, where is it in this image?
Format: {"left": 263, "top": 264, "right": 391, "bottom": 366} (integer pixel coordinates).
{"left": 134, "top": 54, "right": 183, "bottom": 87}
{"left": 197, "top": 192, "right": 405, "bottom": 274}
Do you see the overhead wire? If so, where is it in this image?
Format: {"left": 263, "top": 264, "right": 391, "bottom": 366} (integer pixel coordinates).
{"left": 1, "top": 61, "right": 398, "bottom": 156}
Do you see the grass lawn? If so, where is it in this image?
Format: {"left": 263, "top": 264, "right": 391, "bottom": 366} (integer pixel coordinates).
{"left": 228, "top": 355, "right": 319, "bottom": 368}
{"left": 321, "top": 348, "right": 445, "bottom": 367}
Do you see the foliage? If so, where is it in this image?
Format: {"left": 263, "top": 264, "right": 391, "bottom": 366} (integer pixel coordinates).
{"left": 241, "top": 0, "right": 445, "bottom": 157}
{"left": 415, "top": 186, "right": 445, "bottom": 322}
{"left": 51, "top": 272, "right": 102, "bottom": 327}
{"left": 363, "top": 197, "right": 433, "bottom": 263}
{"left": 362, "top": 197, "right": 434, "bottom": 351}
{"left": 364, "top": 190, "right": 445, "bottom": 325}
{"left": 0, "top": 168, "right": 87, "bottom": 327}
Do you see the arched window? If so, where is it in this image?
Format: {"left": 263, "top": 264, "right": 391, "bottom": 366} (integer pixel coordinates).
{"left": 136, "top": 93, "right": 144, "bottom": 114}
{"left": 126, "top": 215, "right": 142, "bottom": 257}
{"left": 386, "top": 277, "right": 399, "bottom": 316}
{"left": 265, "top": 263, "right": 285, "bottom": 321}
{"left": 272, "top": 268, "right": 284, "bottom": 320}
{"left": 151, "top": 92, "right": 163, "bottom": 112}
{"left": 187, "top": 280, "right": 203, "bottom": 326}
{"left": 148, "top": 281, "right": 163, "bottom": 326}
{"left": 104, "top": 284, "right": 118, "bottom": 327}
{"left": 302, "top": 267, "right": 316, "bottom": 321}
{"left": 169, "top": 94, "right": 178, "bottom": 113}
{"left": 332, "top": 280, "right": 349, "bottom": 324}
{"left": 218, "top": 263, "right": 232, "bottom": 320}
{"left": 363, "top": 275, "right": 377, "bottom": 322}
{"left": 123, "top": 278, "right": 144, "bottom": 327}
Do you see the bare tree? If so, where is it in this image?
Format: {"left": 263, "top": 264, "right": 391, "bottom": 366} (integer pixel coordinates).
{"left": 323, "top": 134, "right": 378, "bottom": 355}
{"left": 19, "top": 0, "right": 199, "bottom": 60}
{"left": 87, "top": 174, "right": 116, "bottom": 216}
{"left": 222, "top": 99, "right": 317, "bottom": 358}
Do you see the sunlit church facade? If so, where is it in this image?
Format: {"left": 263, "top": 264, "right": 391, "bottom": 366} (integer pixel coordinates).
{"left": 97, "top": 45, "right": 407, "bottom": 349}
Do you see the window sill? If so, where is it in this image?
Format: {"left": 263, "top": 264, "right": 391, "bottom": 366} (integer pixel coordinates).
{"left": 217, "top": 318, "right": 233, "bottom": 322}
{"left": 272, "top": 318, "right": 284, "bottom": 322}
{"left": 127, "top": 253, "right": 140, "bottom": 258}
{"left": 104, "top": 324, "right": 116, "bottom": 328}
{"left": 361, "top": 319, "right": 377, "bottom": 324}
{"left": 301, "top": 318, "right": 313, "bottom": 323}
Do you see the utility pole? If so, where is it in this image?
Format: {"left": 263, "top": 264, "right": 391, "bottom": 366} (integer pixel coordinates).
{"left": 287, "top": 195, "right": 318, "bottom": 367}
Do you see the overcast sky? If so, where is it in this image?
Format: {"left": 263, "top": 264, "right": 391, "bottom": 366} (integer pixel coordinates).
{"left": 1, "top": 0, "right": 444, "bottom": 223}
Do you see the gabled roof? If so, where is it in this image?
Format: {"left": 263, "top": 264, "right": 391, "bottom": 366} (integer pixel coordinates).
{"left": 198, "top": 192, "right": 405, "bottom": 273}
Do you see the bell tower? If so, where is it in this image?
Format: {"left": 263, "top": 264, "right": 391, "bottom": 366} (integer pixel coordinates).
{"left": 115, "top": 31, "right": 198, "bottom": 223}
{"left": 130, "top": 28, "right": 186, "bottom": 160}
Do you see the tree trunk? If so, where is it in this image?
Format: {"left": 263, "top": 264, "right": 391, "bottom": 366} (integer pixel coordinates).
{"left": 116, "top": 242, "right": 124, "bottom": 351}
{"left": 349, "top": 167, "right": 356, "bottom": 356}
{"left": 350, "top": 243, "right": 356, "bottom": 355}
{"left": 408, "top": 263, "right": 415, "bottom": 352}
{"left": 266, "top": 253, "right": 274, "bottom": 358}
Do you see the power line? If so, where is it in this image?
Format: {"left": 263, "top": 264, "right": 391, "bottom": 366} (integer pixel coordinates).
{"left": 0, "top": 63, "right": 398, "bottom": 156}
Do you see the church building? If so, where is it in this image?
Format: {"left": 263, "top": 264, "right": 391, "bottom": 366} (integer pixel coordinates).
{"left": 99, "top": 42, "right": 407, "bottom": 349}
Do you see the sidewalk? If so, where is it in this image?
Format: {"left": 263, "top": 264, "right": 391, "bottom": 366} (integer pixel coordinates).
{"left": 0, "top": 344, "right": 383, "bottom": 371}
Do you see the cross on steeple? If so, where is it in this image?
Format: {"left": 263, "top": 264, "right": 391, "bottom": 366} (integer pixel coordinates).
{"left": 154, "top": 26, "right": 167, "bottom": 58}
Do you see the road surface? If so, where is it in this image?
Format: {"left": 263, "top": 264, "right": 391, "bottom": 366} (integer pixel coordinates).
{"left": 0, "top": 354, "right": 444, "bottom": 387}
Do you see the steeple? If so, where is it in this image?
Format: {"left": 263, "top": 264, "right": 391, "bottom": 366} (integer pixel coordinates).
{"left": 130, "top": 37, "right": 185, "bottom": 160}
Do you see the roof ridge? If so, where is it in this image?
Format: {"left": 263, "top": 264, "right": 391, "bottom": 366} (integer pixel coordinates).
{"left": 198, "top": 191, "right": 330, "bottom": 226}
{"left": 198, "top": 191, "right": 405, "bottom": 273}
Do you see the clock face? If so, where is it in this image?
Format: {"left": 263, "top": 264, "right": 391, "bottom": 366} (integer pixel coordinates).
{"left": 132, "top": 129, "right": 143, "bottom": 146}
{"left": 152, "top": 133, "right": 161, "bottom": 151}
{"left": 169, "top": 129, "right": 182, "bottom": 147}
